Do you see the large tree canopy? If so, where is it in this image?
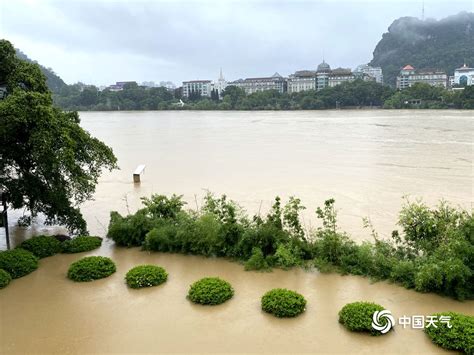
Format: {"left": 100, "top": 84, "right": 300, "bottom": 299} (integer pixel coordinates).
{"left": 0, "top": 40, "right": 117, "bottom": 234}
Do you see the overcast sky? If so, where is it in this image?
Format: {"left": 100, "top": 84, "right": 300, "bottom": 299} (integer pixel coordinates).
{"left": 1, "top": 0, "right": 472, "bottom": 86}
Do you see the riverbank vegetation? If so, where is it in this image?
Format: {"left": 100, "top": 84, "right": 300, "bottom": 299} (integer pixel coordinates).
{"left": 187, "top": 277, "right": 234, "bottom": 305}
{"left": 62, "top": 236, "right": 103, "bottom": 253}
{"left": 424, "top": 312, "right": 474, "bottom": 354}
{"left": 107, "top": 193, "right": 474, "bottom": 301}
{"left": 338, "top": 302, "right": 389, "bottom": 336}
{"left": 18, "top": 235, "right": 62, "bottom": 258}
{"left": 53, "top": 81, "right": 474, "bottom": 111}
{"left": 261, "top": 288, "right": 306, "bottom": 318}
{"left": 125, "top": 265, "right": 168, "bottom": 289}
{"left": 0, "top": 248, "right": 39, "bottom": 279}
{"left": 67, "top": 256, "right": 116, "bottom": 282}
{"left": 0, "top": 269, "right": 12, "bottom": 288}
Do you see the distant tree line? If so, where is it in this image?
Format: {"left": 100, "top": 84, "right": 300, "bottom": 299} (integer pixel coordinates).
{"left": 52, "top": 80, "right": 474, "bottom": 111}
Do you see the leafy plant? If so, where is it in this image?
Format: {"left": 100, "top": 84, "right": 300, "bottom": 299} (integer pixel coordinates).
{"left": 0, "top": 249, "right": 39, "bottom": 278}
{"left": 62, "top": 236, "right": 102, "bottom": 253}
{"left": 424, "top": 312, "right": 474, "bottom": 354}
{"left": 67, "top": 256, "right": 116, "bottom": 282}
{"left": 0, "top": 269, "right": 12, "bottom": 289}
{"left": 125, "top": 265, "right": 168, "bottom": 289}
{"left": 187, "top": 277, "right": 234, "bottom": 305}
{"left": 261, "top": 288, "right": 306, "bottom": 318}
{"left": 338, "top": 301, "right": 388, "bottom": 336}
{"left": 18, "top": 235, "right": 62, "bottom": 258}
{"left": 244, "top": 247, "right": 269, "bottom": 271}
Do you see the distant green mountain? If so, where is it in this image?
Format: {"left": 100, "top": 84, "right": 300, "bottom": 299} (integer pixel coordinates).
{"left": 370, "top": 12, "right": 474, "bottom": 86}
{"left": 15, "top": 49, "right": 67, "bottom": 93}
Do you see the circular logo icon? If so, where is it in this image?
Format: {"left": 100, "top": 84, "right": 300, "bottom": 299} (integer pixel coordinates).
{"left": 372, "top": 310, "right": 395, "bottom": 334}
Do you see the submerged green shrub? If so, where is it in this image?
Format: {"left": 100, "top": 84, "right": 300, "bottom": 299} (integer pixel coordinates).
{"left": 187, "top": 277, "right": 234, "bottom": 305}
{"left": 0, "top": 249, "right": 39, "bottom": 278}
{"left": 244, "top": 247, "right": 269, "bottom": 271}
{"left": 67, "top": 256, "right": 116, "bottom": 282}
{"left": 107, "top": 210, "right": 155, "bottom": 247}
{"left": 125, "top": 265, "right": 168, "bottom": 289}
{"left": 62, "top": 236, "right": 102, "bottom": 253}
{"left": 424, "top": 312, "right": 474, "bottom": 354}
{"left": 18, "top": 235, "right": 62, "bottom": 258}
{"left": 338, "top": 301, "right": 389, "bottom": 336}
{"left": 261, "top": 288, "right": 306, "bottom": 318}
{"left": 0, "top": 269, "right": 12, "bottom": 288}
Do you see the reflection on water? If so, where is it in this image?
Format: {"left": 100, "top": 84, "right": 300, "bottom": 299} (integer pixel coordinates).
{"left": 0, "top": 110, "right": 472, "bottom": 353}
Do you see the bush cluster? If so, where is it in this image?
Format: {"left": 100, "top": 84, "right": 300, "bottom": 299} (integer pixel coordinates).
{"left": 67, "top": 256, "right": 116, "bottom": 282}
{"left": 338, "top": 302, "right": 388, "bottom": 336}
{"left": 107, "top": 192, "right": 474, "bottom": 300}
{"left": 0, "top": 249, "right": 39, "bottom": 278}
{"left": 62, "top": 236, "right": 102, "bottom": 253}
{"left": 18, "top": 235, "right": 62, "bottom": 258}
{"left": 187, "top": 277, "right": 234, "bottom": 305}
{"left": 424, "top": 312, "right": 474, "bottom": 354}
{"left": 0, "top": 269, "right": 12, "bottom": 288}
{"left": 261, "top": 288, "right": 306, "bottom": 318}
{"left": 125, "top": 265, "right": 168, "bottom": 289}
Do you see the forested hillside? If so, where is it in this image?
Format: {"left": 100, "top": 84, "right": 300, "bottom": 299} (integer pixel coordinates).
{"left": 370, "top": 12, "right": 474, "bottom": 86}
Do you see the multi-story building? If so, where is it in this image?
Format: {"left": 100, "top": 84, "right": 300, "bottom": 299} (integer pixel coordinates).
{"left": 229, "top": 73, "right": 286, "bottom": 94}
{"left": 107, "top": 81, "right": 137, "bottom": 91}
{"left": 287, "top": 70, "right": 316, "bottom": 93}
{"left": 396, "top": 65, "right": 447, "bottom": 89}
{"left": 328, "top": 68, "right": 355, "bottom": 87}
{"left": 354, "top": 64, "right": 383, "bottom": 84}
{"left": 159, "top": 81, "right": 176, "bottom": 90}
{"left": 182, "top": 80, "right": 212, "bottom": 98}
{"left": 453, "top": 63, "right": 474, "bottom": 86}
{"left": 316, "top": 61, "right": 331, "bottom": 91}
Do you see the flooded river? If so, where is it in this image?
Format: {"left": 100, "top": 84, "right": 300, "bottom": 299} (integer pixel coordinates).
{"left": 1, "top": 110, "right": 473, "bottom": 353}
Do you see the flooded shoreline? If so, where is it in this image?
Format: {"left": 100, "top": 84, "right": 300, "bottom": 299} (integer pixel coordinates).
{"left": 1, "top": 245, "right": 473, "bottom": 354}
{"left": 1, "top": 110, "right": 472, "bottom": 353}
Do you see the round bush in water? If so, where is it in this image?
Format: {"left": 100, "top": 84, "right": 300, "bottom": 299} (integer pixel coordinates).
{"left": 261, "top": 288, "right": 306, "bottom": 318}
{"left": 425, "top": 312, "right": 474, "bottom": 354}
{"left": 0, "top": 269, "right": 12, "bottom": 289}
{"left": 125, "top": 265, "right": 168, "bottom": 289}
{"left": 338, "top": 301, "right": 391, "bottom": 336}
{"left": 62, "top": 236, "right": 102, "bottom": 253}
{"left": 67, "top": 256, "right": 116, "bottom": 282}
{"left": 18, "top": 235, "right": 62, "bottom": 258}
{"left": 0, "top": 249, "right": 39, "bottom": 278}
{"left": 187, "top": 277, "right": 234, "bottom": 305}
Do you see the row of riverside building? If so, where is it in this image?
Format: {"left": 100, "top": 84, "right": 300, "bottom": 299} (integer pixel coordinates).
{"left": 182, "top": 61, "right": 383, "bottom": 99}
{"left": 396, "top": 64, "right": 474, "bottom": 89}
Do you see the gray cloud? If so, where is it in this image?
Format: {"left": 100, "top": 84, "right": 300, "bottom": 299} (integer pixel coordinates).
{"left": 1, "top": 0, "right": 472, "bottom": 85}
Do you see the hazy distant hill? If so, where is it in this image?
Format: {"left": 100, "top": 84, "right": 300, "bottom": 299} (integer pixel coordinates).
{"left": 15, "top": 49, "right": 67, "bottom": 93}
{"left": 370, "top": 12, "right": 474, "bottom": 86}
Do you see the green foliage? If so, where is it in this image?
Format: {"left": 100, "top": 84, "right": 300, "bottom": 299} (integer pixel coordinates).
{"left": 125, "top": 265, "right": 168, "bottom": 289}
{"left": 0, "top": 269, "right": 12, "bottom": 289}
{"left": 261, "top": 288, "right": 307, "bottom": 318}
{"left": 107, "top": 210, "right": 156, "bottom": 247}
{"left": 187, "top": 277, "right": 234, "bottom": 305}
{"left": 0, "top": 249, "right": 39, "bottom": 278}
{"left": 67, "top": 256, "right": 116, "bottom": 282}
{"left": 338, "top": 302, "right": 388, "bottom": 336}
{"left": 0, "top": 40, "right": 117, "bottom": 234}
{"left": 244, "top": 247, "right": 269, "bottom": 271}
{"left": 424, "top": 312, "right": 474, "bottom": 354}
{"left": 108, "top": 192, "right": 473, "bottom": 300}
{"left": 18, "top": 235, "right": 62, "bottom": 258}
{"left": 61, "top": 236, "right": 102, "bottom": 253}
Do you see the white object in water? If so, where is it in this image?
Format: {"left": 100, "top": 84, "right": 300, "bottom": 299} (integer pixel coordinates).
{"left": 133, "top": 164, "right": 146, "bottom": 183}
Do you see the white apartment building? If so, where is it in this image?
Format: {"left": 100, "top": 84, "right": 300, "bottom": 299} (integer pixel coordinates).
{"left": 354, "top": 64, "right": 383, "bottom": 84}
{"left": 328, "top": 68, "right": 355, "bottom": 87}
{"left": 287, "top": 70, "right": 316, "bottom": 93}
{"left": 182, "top": 80, "right": 212, "bottom": 98}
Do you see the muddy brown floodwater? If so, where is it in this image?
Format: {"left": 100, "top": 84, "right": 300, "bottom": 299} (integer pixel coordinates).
{"left": 0, "top": 110, "right": 473, "bottom": 354}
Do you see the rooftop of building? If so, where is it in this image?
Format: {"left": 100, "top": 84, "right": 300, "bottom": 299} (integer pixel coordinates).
{"left": 183, "top": 80, "right": 212, "bottom": 83}
{"left": 317, "top": 60, "right": 331, "bottom": 72}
